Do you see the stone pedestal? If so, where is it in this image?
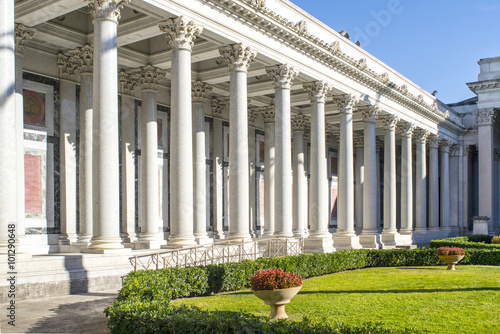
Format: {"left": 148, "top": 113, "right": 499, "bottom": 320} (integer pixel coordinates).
{"left": 472, "top": 216, "right": 490, "bottom": 235}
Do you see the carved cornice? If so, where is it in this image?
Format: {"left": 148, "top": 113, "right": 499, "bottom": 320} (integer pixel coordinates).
{"left": 15, "top": 24, "right": 35, "bottom": 55}
{"left": 475, "top": 108, "right": 496, "bottom": 126}
{"left": 68, "top": 45, "right": 94, "bottom": 74}
{"left": 196, "top": 0, "right": 447, "bottom": 124}
{"left": 382, "top": 114, "right": 399, "bottom": 130}
{"left": 439, "top": 140, "right": 451, "bottom": 153}
{"left": 398, "top": 122, "right": 415, "bottom": 138}
{"left": 266, "top": 64, "right": 299, "bottom": 89}
{"left": 359, "top": 105, "right": 379, "bottom": 123}
{"left": 211, "top": 98, "right": 229, "bottom": 117}
{"left": 467, "top": 79, "right": 500, "bottom": 93}
{"left": 413, "top": 129, "right": 430, "bottom": 144}
{"left": 255, "top": 106, "right": 275, "bottom": 123}
{"left": 427, "top": 134, "right": 440, "bottom": 149}
{"left": 292, "top": 114, "right": 309, "bottom": 132}
{"left": 159, "top": 16, "right": 203, "bottom": 50}
{"left": 86, "top": 0, "right": 130, "bottom": 21}
{"left": 192, "top": 81, "right": 213, "bottom": 102}
{"left": 303, "top": 81, "right": 332, "bottom": 103}
{"left": 129, "top": 65, "right": 166, "bottom": 91}
{"left": 219, "top": 43, "right": 258, "bottom": 72}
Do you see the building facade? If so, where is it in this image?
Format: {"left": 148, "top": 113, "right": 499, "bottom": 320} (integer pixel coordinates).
{"left": 1, "top": 0, "right": 499, "bottom": 271}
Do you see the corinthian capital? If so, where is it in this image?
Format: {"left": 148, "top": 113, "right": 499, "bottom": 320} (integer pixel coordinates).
{"left": 219, "top": 43, "right": 258, "bottom": 72}
{"left": 15, "top": 24, "right": 35, "bottom": 55}
{"left": 359, "top": 105, "right": 379, "bottom": 123}
{"left": 119, "top": 71, "right": 135, "bottom": 95}
{"left": 439, "top": 140, "right": 451, "bottom": 153}
{"left": 475, "top": 108, "right": 496, "bottom": 126}
{"left": 413, "top": 129, "right": 430, "bottom": 144}
{"left": 256, "top": 106, "right": 275, "bottom": 123}
{"left": 192, "top": 81, "right": 213, "bottom": 103}
{"left": 130, "top": 65, "right": 166, "bottom": 91}
{"left": 303, "top": 81, "right": 332, "bottom": 103}
{"left": 86, "top": 0, "right": 130, "bottom": 21}
{"left": 398, "top": 122, "right": 415, "bottom": 138}
{"left": 68, "top": 45, "right": 94, "bottom": 74}
{"left": 333, "top": 94, "right": 359, "bottom": 114}
{"left": 427, "top": 134, "right": 440, "bottom": 148}
{"left": 211, "top": 98, "right": 229, "bottom": 117}
{"left": 266, "top": 64, "right": 299, "bottom": 89}
{"left": 382, "top": 114, "right": 400, "bottom": 130}
{"left": 292, "top": 114, "right": 309, "bottom": 132}
{"left": 58, "top": 54, "right": 78, "bottom": 81}
{"left": 159, "top": 17, "right": 203, "bottom": 50}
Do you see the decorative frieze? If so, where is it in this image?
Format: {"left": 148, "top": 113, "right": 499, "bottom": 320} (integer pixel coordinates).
{"left": 303, "top": 81, "right": 332, "bottom": 103}
{"left": 398, "top": 122, "right": 415, "bottom": 138}
{"left": 291, "top": 114, "right": 309, "bottom": 132}
{"left": 86, "top": 0, "right": 130, "bottom": 21}
{"left": 266, "top": 64, "right": 299, "bottom": 89}
{"left": 218, "top": 43, "right": 258, "bottom": 72}
{"left": 159, "top": 16, "right": 203, "bottom": 50}
{"left": 475, "top": 108, "right": 496, "bottom": 126}
{"left": 15, "top": 24, "right": 35, "bottom": 55}
{"left": 192, "top": 81, "right": 213, "bottom": 103}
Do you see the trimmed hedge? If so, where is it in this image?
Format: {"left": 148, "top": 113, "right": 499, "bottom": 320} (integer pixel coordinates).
{"left": 106, "top": 248, "right": 500, "bottom": 333}
{"left": 430, "top": 235, "right": 500, "bottom": 250}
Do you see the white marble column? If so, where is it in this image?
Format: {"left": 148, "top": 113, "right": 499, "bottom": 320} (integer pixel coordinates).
{"left": 427, "top": 134, "right": 440, "bottom": 232}
{"left": 259, "top": 107, "right": 275, "bottom": 237}
{"left": 360, "top": 105, "right": 381, "bottom": 249}
{"left": 334, "top": 94, "right": 360, "bottom": 249}
{"left": 0, "top": 0, "right": 16, "bottom": 254}
{"left": 376, "top": 139, "right": 383, "bottom": 229}
{"left": 267, "top": 65, "right": 298, "bottom": 238}
{"left": 302, "top": 81, "right": 334, "bottom": 253}
{"left": 292, "top": 115, "right": 308, "bottom": 237}
{"left": 160, "top": 17, "right": 202, "bottom": 247}
{"left": 354, "top": 137, "right": 364, "bottom": 235}
{"left": 14, "top": 24, "right": 35, "bottom": 252}
{"left": 381, "top": 114, "right": 399, "bottom": 247}
{"left": 476, "top": 108, "right": 496, "bottom": 234}
{"left": 192, "top": 81, "right": 213, "bottom": 244}
{"left": 118, "top": 72, "right": 137, "bottom": 244}
{"left": 440, "top": 140, "right": 451, "bottom": 233}
{"left": 87, "top": 0, "right": 129, "bottom": 252}
{"left": 56, "top": 57, "right": 79, "bottom": 248}
{"left": 132, "top": 66, "right": 165, "bottom": 249}
{"left": 219, "top": 43, "right": 258, "bottom": 242}
{"left": 399, "top": 122, "right": 415, "bottom": 234}
{"left": 414, "top": 129, "right": 429, "bottom": 233}
{"left": 449, "top": 145, "right": 461, "bottom": 234}
{"left": 248, "top": 110, "right": 258, "bottom": 237}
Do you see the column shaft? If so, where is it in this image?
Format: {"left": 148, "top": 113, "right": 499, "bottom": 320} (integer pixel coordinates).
{"left": 354, "top": 142, "right": 364, "bottom": 234}
{"left": 382, "top": 116, "right": 399, "bottom": 247}
{"left": 263, "top": 120, "right": 275, "bottom": 236}
{"left": 428, "top": 136, "right": 440, "bottom": 232}
{"left": 293, "top": 129, "right": 307, "bottom": 237}
{"left": 338, "top": 106, "right": 355, "bottom": 234}
{"left": 440, "top": 144, "right": 451, "bottom": 232}
{"left": 414, "top": 130, "right": 429, "bottom": 233}
{"left": 477, "top": 109, "right": 495, "bottom": 234}
{"left": 400, "top": 132, "right": 413, "bottom": 233}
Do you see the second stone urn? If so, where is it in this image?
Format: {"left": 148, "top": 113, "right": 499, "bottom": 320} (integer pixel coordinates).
{"left": 251, "top": 286, "right": 302, "bottom": 319}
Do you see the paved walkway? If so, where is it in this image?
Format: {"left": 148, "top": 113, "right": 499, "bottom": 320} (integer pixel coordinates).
{"left": 0, "top": 290, "right": 118, "bottom": 334}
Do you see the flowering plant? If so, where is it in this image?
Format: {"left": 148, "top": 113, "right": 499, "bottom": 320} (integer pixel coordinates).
{"left": 250, "top": 268, "right": 302, "bottom": 291}
{"left": 436, "top": 246, "right": 465, "bottom": 256}
{"left": 492, "top": 236, "right": 500, "bottom": 244}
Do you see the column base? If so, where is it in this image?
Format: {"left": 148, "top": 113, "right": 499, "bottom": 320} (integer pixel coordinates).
{"left": 163, "top": 236, "right": 197, "bottom": 249}
{"left": 293, "top": 230, "right": 308, "bottom": 238}
{"left": 58, "top": 234, "right": 78, "bottom": 246}
{"left": 428, "top": 227, "right": 440, "bottom": 232}
{"left": 195, "top": 235, "right": 214, "bottom": 245}
{"left": 381, "top": 232, "right": 399, "bottom": 249}
{"left": 134, "top": 239, "right": 167, "bottom": 250}
{"left": 260, "top": 232, "right": 275, "bottom": 239}
{"left": 333, "top": 233, "right": 361, "bottom": 250}
{"left": 414, "top": 228, "right": 428, "bottom": 234}
{"left": 83, "top": 237, "right": 128, "bottom": 253}
{"left": 395, "top": 233, "right": 414, "bottom": 248}
{"left": 274, "top": 232, "right": 294, "bottom": 238}
{"left": 227, "top": 234, "right": 253, "bottom": 243}
{"left": 304, "top": 234, "right": 335, "bottom": 253}
{"left": 121, "top": 233, "right": 138, "bottom": 244}
{"left": 359, "top": 234, "right": 382, "bottom": 249}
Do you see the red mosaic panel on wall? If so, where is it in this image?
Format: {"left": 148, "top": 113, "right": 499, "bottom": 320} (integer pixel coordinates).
{"left": 25, "top": 154, "right": 42, "bottom": 214}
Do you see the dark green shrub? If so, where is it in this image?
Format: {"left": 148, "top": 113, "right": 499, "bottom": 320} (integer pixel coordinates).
{"left": 430, "top": 236, "right": 500, "bottom": 250}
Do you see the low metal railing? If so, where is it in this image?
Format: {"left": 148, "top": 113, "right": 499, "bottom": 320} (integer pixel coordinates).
{"left": 130, "top": 237, "right": 304, "bottom": 271}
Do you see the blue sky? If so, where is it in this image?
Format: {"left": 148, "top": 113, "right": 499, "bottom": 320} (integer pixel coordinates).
{"left": 289, "top": 0, "right": 500, "bottom": 104}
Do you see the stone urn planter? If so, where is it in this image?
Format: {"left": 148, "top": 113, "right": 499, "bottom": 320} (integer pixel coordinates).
{"left": 437, "top": 254, "right": 465, "bottom": 270}
{"left": 251, "top": 286, "right": 302, "bottom": 320}
{"left": 436, "top": 247, "right": 466, "bottom": 270}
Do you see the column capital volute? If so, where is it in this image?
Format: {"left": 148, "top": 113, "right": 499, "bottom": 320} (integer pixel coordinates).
{"left": 218, "top": 43, "right": 258, "bottom": 72}
{"left": 266, "top": 64, "right": 299, "bottom": 89}
{"left": 354, "top": 136, "right": 364, "bottom": 148}
{"left": 427, "top": 134, "right": 440, "bottom": 149}
{"left": 119, "top": 71, "right": 136, "bottom": 95}
{"left": 439, "top": 140, "right": 451, "bottom": 153}
{"left": 159, "top": 16, "right": 203, "bottom": 51}
{"left": 256, "top": 106, "right": 275, "bottom": 123}
{"left": 359, "top": 105, "right": 379, "bottom": 123}
{"left": 292, "top": 114, "right": 309, "bottom": 132}
{"left": 413, "top": 128, "right": 430, "bottom": 144}
{"left": 58, "top": 53, "right": 78, "bottom": 81}
{"left": 398, "top": 121, "right": 415, "bottom": 138}
{"left": 68, "top": 45, "right": 94, "bottom": 74}
{"left": 248, "top": 109, "right": 260, "bottom": 127}
{"left": 475, "top": 108, "right": 496, "bottom": 126}
{"left": 192, "top": 81, "right": 213, "bottom": 102}
{"left": 211, "top": 98, "right": 229, "bottom": 118}
{"left": 382, "top": 114, "right": 400, "bottom": 130}
{"left": 303, "top": 81, "right": 332, "bottom": 103}
{"left": 449, "top": 144, "right": 462, "bottom": 157}
{"left": 333, "top": 94, "right": 359, "bottom": 113}
{"left": 129, "top": 65, "right": 166, "bottom": 91}
{"left": 86, "top": 0, "right": 130, "bottom": 21}
{"left": 15, "top": 23, "right": 36, "bottom": 55}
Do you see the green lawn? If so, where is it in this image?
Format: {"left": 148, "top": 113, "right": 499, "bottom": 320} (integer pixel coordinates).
{"left": 172, "top": 266, "right": 500, "bottom": 334}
